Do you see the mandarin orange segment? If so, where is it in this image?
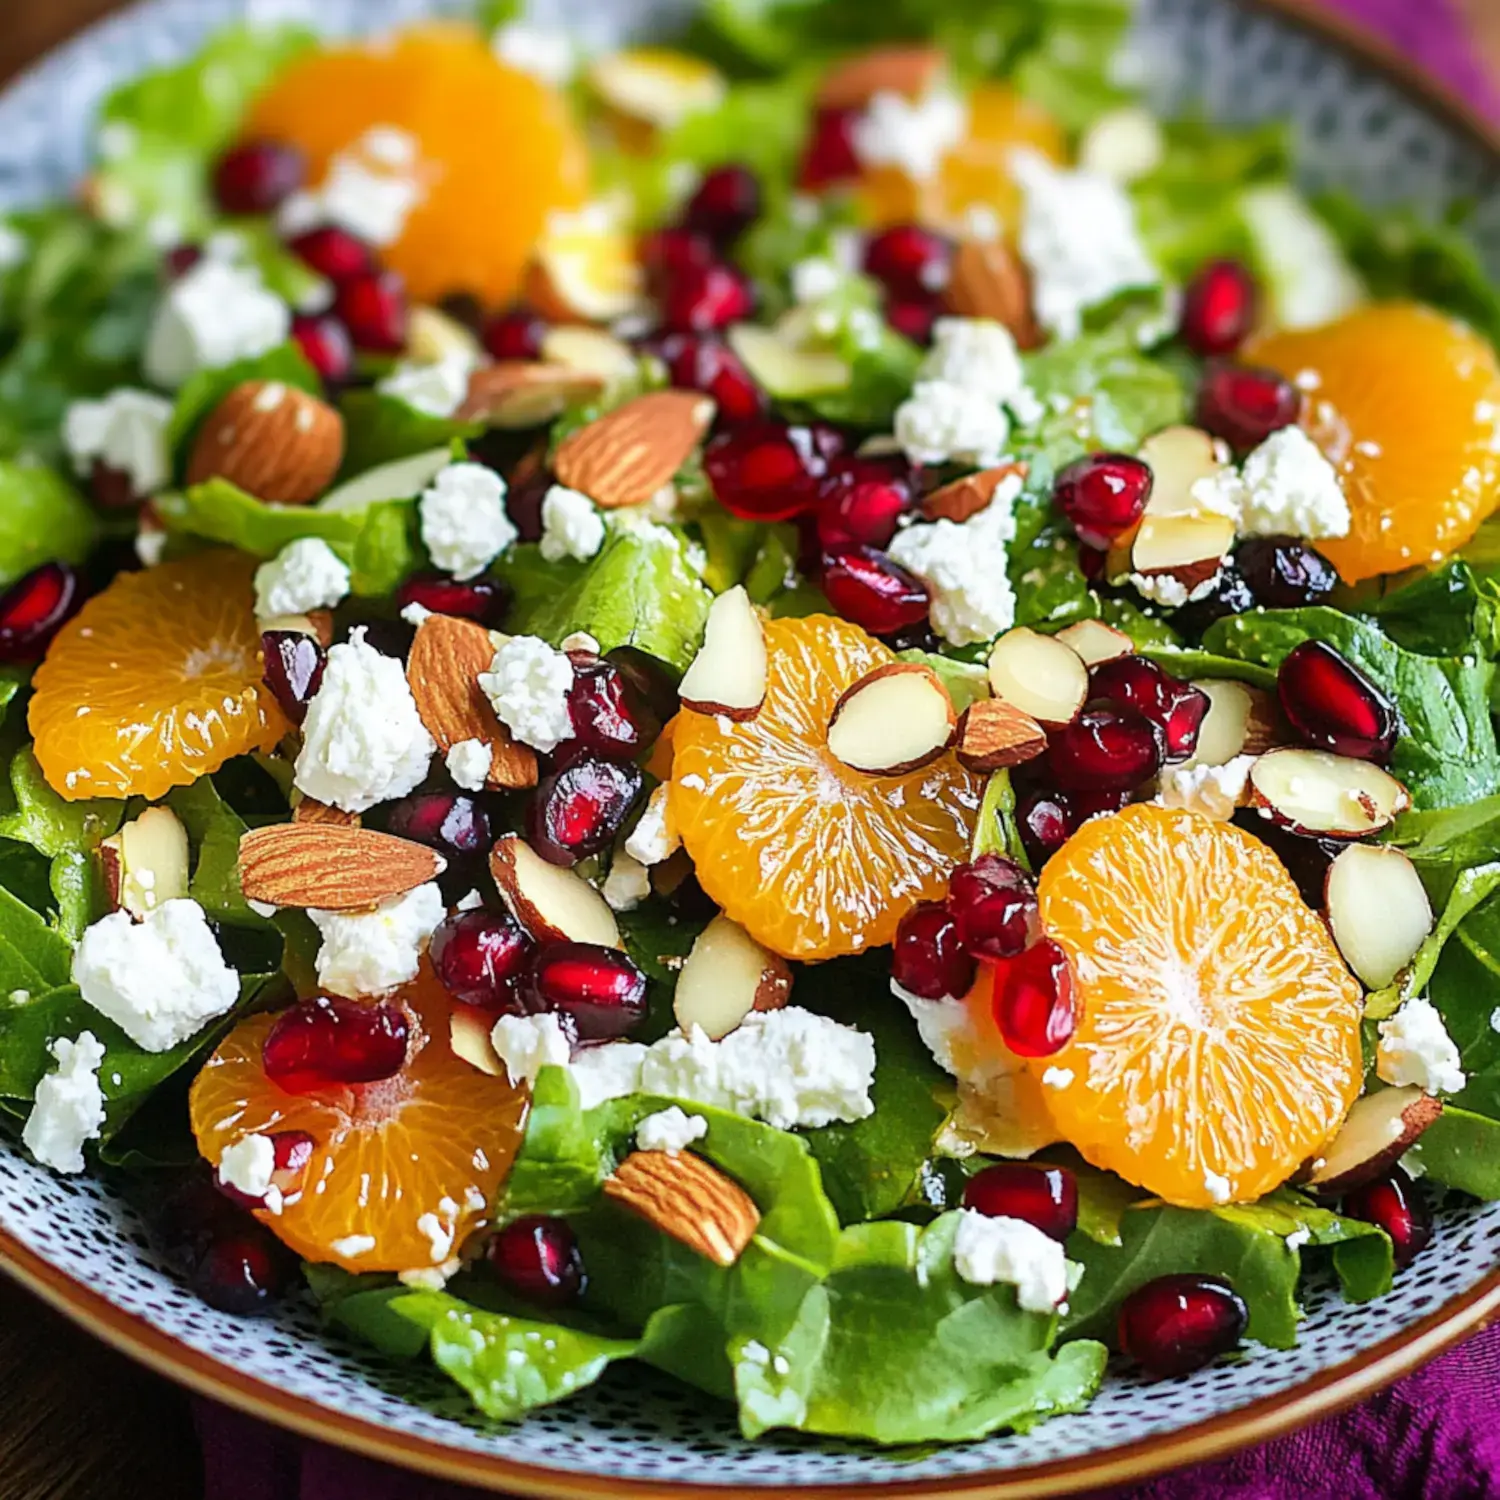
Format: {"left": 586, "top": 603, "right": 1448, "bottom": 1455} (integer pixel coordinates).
{"left": 1028, "top": 804, "right": 1362, "bottom": 1208}
{"left": 29, "top": 550, "right": 289, "bottom": 803}
{"left": 190, "top": 968, "right": 527, "bottom": 1273}
{"left": 667, "top": 615, "right": 981, "bottom": 961}
{"left": 1249, "top": 302, "right": 1500, "bottom": 582}
{"left": 248, "top": 28, "right": 589, "bottom": 305}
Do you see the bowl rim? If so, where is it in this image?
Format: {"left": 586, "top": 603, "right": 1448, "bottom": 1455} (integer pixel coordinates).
{"left": 3, "top": 0, "right": 1500, "bottom": 1495}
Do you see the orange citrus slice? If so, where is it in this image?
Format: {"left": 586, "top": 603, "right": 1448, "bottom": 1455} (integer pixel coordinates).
{"left": 1029, "top": 804, "right": 1362, "bottom": 1207}
{"left": 29, "top": 550, "right": 289, "bottom": 803}
{"left": 1249, "top": 302, "right": 1500, "bottom": 582}
{"left": 190, "top": 967, "right": 527, "bottom": 1273}
{"left": 668, "top": 615, "right": 981, "bottom": 961}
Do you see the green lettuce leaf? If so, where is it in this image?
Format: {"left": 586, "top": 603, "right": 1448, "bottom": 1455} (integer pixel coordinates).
{"left": 166, "top": 775, "right": 267, "bottom": 929}
{"left": 1405, "top": 1106, "right": 1500, "bottom": 1199}
{"left": 0, "top": 462, "right": 100, "bottom": 589}
{"left": 1368, "top": 560, "right": 1500, "bottom": 662}
{"left": 337, "top": 391, "right": 478, "bottom": 479}
{"left": 1424, "top": 904, "right": 1500, "bottom": 1124}
{"left": 1009, "top": 0, "right": 1136, "bottom": 131}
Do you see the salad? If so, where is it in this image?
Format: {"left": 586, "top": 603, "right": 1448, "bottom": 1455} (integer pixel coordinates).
{"left": 3, "top": 0, "right": 1500, "bottom": 1448}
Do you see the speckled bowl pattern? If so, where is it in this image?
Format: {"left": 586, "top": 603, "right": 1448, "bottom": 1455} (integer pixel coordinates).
{"left": 3, "top": 2, "right": 1500, "bottom": 1496}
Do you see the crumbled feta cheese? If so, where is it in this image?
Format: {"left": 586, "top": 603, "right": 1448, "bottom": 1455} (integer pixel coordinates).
{"left": 493, "top": 23, "right": 577, "bottom": 84}
{"left": 636, "top": 1106, "right": 708, "bottom": 1156}
{"left": 1203, "top": 1170, "right": 1233, "bottom": 1205}
{"left": 1128, "top": 571, "right": 1221, "bottom": 611}
{"left": 135, "top": 519, "right": 167, "bottom": 569}
{"left": 295, "top": 629, "right": 435, "bottom": 812}
{"left": 851, "top": 88, "right": 967, "bottom": 183}
{"left": 791, "top": 257, "right": 843, "bottom": 304}
{"left": 253, "top": 537, "right": 350, "bottom": 619}
{"left": 1377, "top": 996, "right": 1466, "bottom": 1096}
{"left": 280, "top": 128, "right": 428, "bottom": 247}
{"left": 491, "top": 1012, "right": 574, "bottom": 1087}
{"left": 951, "top": 1210, "right": 1072, "bottom": 1312}
{"left": 1156, "top": 755, "right": 1256, "bottom": 820}
{"left": 419, "top": 462, "right": 516, "bottom": 581}
{"left": 625, "top": 784, "right": 679, "bottom": 866}
{"left": 1041, "top": 1067, "right": 1074, "bottom": 1090}
{"left": 1233, "top": 426, "right": 1351, "bottom": 541}
{"left": 446, "top": 738, "right": 493, "bottom": 792}
{"left": 539, "top": 485, "right": 606, "bottom": 564}
{"left": 1011, "top": 148, "right": 1157, "bottom": 342}
{"left": 399, "top": 1258, "right": 462, "bottom": 1290}
{"left": 400, "top": 602, "right": 433, "bottom": 627}
{"left": 416, "top": 1210, "right": 456, "bottom": 1263}
{"left": 331, "top": 1234, "right": 376, "bottom": 1259}
{"left": 73, "top": 901, "right": 238, "bottom": 1052}
{"left": 893, "top": 380, "right": 1010, "bottom": 469}
{"left": 570, "top": 1041, "right": 651, "bottom": 1110}
{"left": 378, "top": 354, "right": 475, "bottom": 418}
{"left": 919, "top": 318, "right": 1030, "bottom": 410}
{"left": 309, "top": 883, "right": 445, "bottom": 999}
{"left": 63, "top": 389, "right": 173, "bottom": 497}
{"left": 1077, "top": 106, "right": 1166, "bottom": 184}
{"left": 887, "top": 473, "right": 1023, "bottom": 645}
{"left": 22, "top": 1032, "right": 106, "bottom": 1174}
{"left": 478, "top": 635, "right": 575, "bottom": 754}
{"left": 218, "top": 1133, "right": 282, "bottom": 1214}
{"left": 144, "top": 259, "right": 290, "bottom": 389}
{"left": 602, "top": 852, "right": 652, "bottom": 913}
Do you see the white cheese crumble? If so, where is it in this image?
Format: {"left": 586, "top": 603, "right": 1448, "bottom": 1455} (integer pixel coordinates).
{"left": 570, "top": 1040, "right": 651, "bottom": 1110}
{"left": 1128, "top": 572, "right": 1191, "bottom": 610}
{"left": 1232, "top": 426, "right": 1351, "bottom": 541}
{"left": 416, "top": 1210, "right": 456, "bottom": 1263}
{"left": 539, "top": 485, "right": 607, "bottom": 564}
{"left": 918, "top": 318, "right": 1032, "bottom": 412}
{"left": 1041, "top": 1067, "right": 1074, "bottom": 1090}
{"left": 63, "top": 389, "right": 173, "bottom": 497}
{"left": 493, "top": 23, "right": 578, "bottom": 85}
{"left": 491, "top": 1012, "right": 574, "bottom": 1087}
{"left": 636, "top": 1106, "right": 708, "bottom": 1156}
{"left": 22, "top": 1032, "right": 107, "bottom": 1174}
{"left": 1377, "top": 997, "right": 1467, "bottom": 1097}
{"left": 143, "top": 259, "right": 290, "bottom": 389}
{"left": 378, "top": 354, "right": 475, "bottom": 419}
{"left": 279, "top": 127, "right": 428, "bottom": 247}
{"left": 419, "top": 462, "right": 516, "bottom": 581}
{"left": 893, "top": 380, "right": 1011, "bottom": 469}
{"left": 331, "top": 1234, "right": 376, "bottom": 1260}
{"left": 309, "top": 882, "right": 445, "bottom": 999}
{"left": 851, "top": 88, "right": 967, "bottom": 183}
{"left": 73, "top": 900, "right": 238, "bottom": 1053}
{"left": 445, "top": 738, "right": 494, "bottom": 792}
{"left": 253, "top": 537, "right": 350, "bottom": 620}
{"left": 218, "top": 1132, "right": 282, "bottom": 1214}
{"left": 951, "top": 1209, "right": 1072, "bottom": 1313}
{"left": 1077, "top": 105, "right": 1166, "bottom": 183}
{"left": 624, "top": 784, "right": 679, "bottom": 866}
{"left": 1203, "top": 1170, "right": 1233, "bottom": 1205}
{"left": 1155, "top": 755, "right": 1256, "bottom": 820}
{"left": 791, "top": 257, "right": 843, "bottom": 304}
{"left": 602, "top": 852, "right": 652, "bottom": 913}
{"left": 479, "top": 635, "right": 576, "bottom": 754}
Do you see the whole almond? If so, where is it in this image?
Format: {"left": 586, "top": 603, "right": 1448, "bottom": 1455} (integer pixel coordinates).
{"left": 186, "top": 381, "right": 345, "bottom": 505}
{"left": 458, "top": 362, "right": 607, "bottom": 429}
{"left": 603, "top": 1150, "right": 760, "bottom": 1267}
{"left": 406, "top": 614, "right": 538, "bottom": 789}
{"left": 817, "top": 46, "right": 945, "bottom": 109}
{"left": 955, "top": 698, "right": 1049, "bottom": 772}
{"left": 553, "top": 390, "right": 715, "bottom": 509}
{"left": 238, "top": 824, "right": 444, "bottom": 910}
{"left": 293, "top": 796, "right": 361, "bottom": 827}
{"left": 944, "top": 240, "right": 1045, "bottom": 351}
{"left": 922, "top": 462, "right": 1030, "bottom": 524}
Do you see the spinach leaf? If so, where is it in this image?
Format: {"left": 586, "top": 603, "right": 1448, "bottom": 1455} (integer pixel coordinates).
{"left": 167, "top": 775, "right": 267, "bottom": 929}
{"left": 1426, "top": 924, "right": 1500, "bottom": 1124}
{"left": 0, "top": 462, "right": 100, "bottom": 589}
{"left": 337, "top": 392, "right": 478, "bottom": 479}
{"left": 1011, "top": 523, "right": 1094, "bottom": 630}
{"left": 1405, "top": 1106, "right": 1500, "bottom": 1199}
{"left": 1138, "top": 644, "right": 1278, "bottom": 691}
{"left": 1367, "top": 561, "right": 1500, "bottom": 661}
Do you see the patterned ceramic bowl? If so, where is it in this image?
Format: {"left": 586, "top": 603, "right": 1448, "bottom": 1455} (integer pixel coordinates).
{"left": 2, "top": 2, "right": 1500, "bottom": 1495}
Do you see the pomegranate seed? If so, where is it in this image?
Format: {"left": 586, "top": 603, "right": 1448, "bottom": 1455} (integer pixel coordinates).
{"left": 886, "top": 300, "right": 939, "bottom": 346}
{"left": 608, "top": 645, "right": 681, "bottom": 728}
{"left": 489, "top": 1215, "right": 585, "bottom": 1306}
{"left": 394, "top": 572, "right": 508, "bottom": 626}
{"left": 260, "top": 630, "right": 325, "bottom": 725}
{"left": 1088, "top": 656, "right": 1210, "bottom": 763}
{"left": 527, "top": 943, "right": 648, "bottom": 1040}
{"left": 503, "top": 464, "right": 551, "bottom": 542}
{"left": 290, "top": 313, "right": 355, "bottom": 385}
{"left": 816, "top": 477, "right": 911, "bottom": 549}
{"left": 1235, "top": 536, "right": 1337, "bottom": 609}
{"left": 335, "top": 269, "right": 409, "bottom": 353}
{"left": 1017, "top": 790, "right": 1073, "bottom": 867}
{"left": 1118, "top": 1274, "right": 1248, "bottom": 1377}
{"left": 482, "top": 304, "right": 548, "bottom": 362}
{"left": 683, "top": 164, "right": 763, "bottom": 247}
{"left": 947, "top": 855, "right": 1038, "bottom": 960}
{"left": 211, "top": 139, "right": 306, "bottom": 216}
{"left": 704, "top": 421, "right": 833, "bottom": 521}
{"left": 994, "top": 939, "right": 1078, "bottom": 1056}
{"left": 1195, "top": 362, "right": 1301, "bottom": 453}
{"left": 191, "top": 1227, "right": 295, "bottom": 1316}
{"left": 640, "top": 227, "right": 716, "bottom": 290}
{"left": 431, "top": 908, "right": 534, "bottom": 1010}
{"left": 1054, "top": 453, "right": 1153, "bottom": 550}
{"left": 892, "top": 901, "right": 976, "bottom": 1000}
{"left": 863, "top": 225, "right": 954, "bottom": 302}
{"left": 660, "top": 261, "right": 755, "bottom": 333}
{"left": 1171, "top": 564, "right": 1256, "bottom": 636}
{"left": 1342, "top": 1169, "right": 1432, "bottom": 1268}
{"left": 799, "top": 107, "right": 861, "bottom": 189}
{"left": 1178, "top": 259, "right": 1259, "bottom": 357}
{"left": 162, "top": 243, "right": 204, "bottom": 280}
{"left": 386, "top": 791, "right": 491, "bottom": 857}
{"left": 1049, "top": 705, "right": 1164, "bottom": 791}
{"left": 661, "top": 333, "right": 766, "bottom": 424}
{"left": 1077, "top": 544, "right": 1107, "bottom": 585}
{"left": 286, "top": 225, "right": 376, "bottom": 286}
{"left": 528, "top": 758, "right": 643, "bottom": 866}
{"left": 261, "top": 996, "right": 409, "bottom": 1093}
{"left": 216, "top": 1130, "right": 315, "bottom": 1212}
{"left": 561, "top": 653, "right": 658, "bottom": 764}
{"left": 1277, "top": 640, "right": 1397, "bottom": 762}
{"left": 0, "top": 563, "right": 82, "bottom": 662}
{"left": 821, "top": 546, "right": 930, "bottom": 636}
{"left": 963, "top": 1162, "right": 1078, "bottom": 1243}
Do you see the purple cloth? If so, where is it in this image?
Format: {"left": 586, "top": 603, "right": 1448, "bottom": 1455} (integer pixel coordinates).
{"left": 193, "top": 3, "right": 1500, "bottom": 1497}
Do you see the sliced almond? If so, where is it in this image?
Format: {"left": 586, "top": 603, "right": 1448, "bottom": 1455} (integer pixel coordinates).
{"left": 1130, "top": 511, "right": 1235, "bottom": 593}
{"left": 673, "top": 914, "right": 791, "bottom": 1041}
{"left": 589, "top": 49, "right": 727, "bottom": 128}
{"left": 293, "top": 797, "right": 361, "bottom": 828}
{"left": 986, "top": 627, "right": 1089, "bottom": 730}
{"left": 1305, "top": 1087, "right": 1442, "bottom": 1196}
{"left": 490, "top": 833, "right": 621, "bottom": 948}
{"left": 827, "top": 662, "right": 956, "bottom": 776}
{"left": 921, "top": 462, "right": 1029, "bottom": 524}
{"left": 407, "top": 614, "right": 538, "bottom": 790}
{"left": 186, "top": 381, "right": 345, "bottom": 506}
{"left": 1325, "top": 844, "right": 1434, "bottom": 990}
{"left": 726, "top": 324, "right": 846, "bottom": 400}
{"left": 540, "top": 325, "right": 639, "bottom": 383}
{"left": 816, "top": 45, "right": 946, "bottom": 109}
{"left": 1185, "top": 680, "right": 1282, "bottom": 768}
{"left": 604, "top": 1149, "right": 760, "bottom": 1267}
{"left": 408, "top": 305, "right": 482, "bottom": 367}
{"left": 942, "top": 240, "right": 1043, "bottom": 350}
{"left": 524, "top": 227, "right": 645, "bottom": 324}
{"left": 458, "top": 362, "right": 607, "bottom": 430}
{"left": 238, "top": 824, "right": 445, "bottom": 910}
{"left": 318, "top": 447, "right": 452, "bottom": 513}
{"left": 450, "top": 1006, "right": 505, "bottom": 1077}
{"left": 99, "top": 807, "right": 190, "bottom": 920}
{"left": 1137, "top": 425, "right": 1231, "bottom": 518}
{"left": 954, "top": 698, "right": 1048, "bottom": 773}
{"left": 258, "top": 609, "right": 334, "bottom": 648}
{"left": 1054, "top": 619, "right": 1132, "bottom": 668}
{"left": 554, "top": 390, "right": 715, "bottom": 509}
{"left": 677, "top": 585, "right": 766, "bottom": 721}
{"left": 1248, "top": 749, "right": 1410, "bottom": 839}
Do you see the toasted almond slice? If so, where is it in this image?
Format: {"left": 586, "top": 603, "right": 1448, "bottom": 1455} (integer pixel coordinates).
{"left": 954, "top": 698, "right": 1048, "bottom": 773}
{"left": 99, "top": 807, "right": 190, "bottom": 920}
{"left": 1325, "top": 844, "right": 1434, "bottom": 990}
{"left": 458, "top": 362, "right": 607, "bottom": 429}
{"left": 986, "top": 627, "right": 1089, "bottom": 730}
{"left": 1184, "top": 680, "right": 1282, "bottom": 767}
{"left": 589, "top": 49, "right": 727, "bottom": 128}
{"left": 186, "top": 381, "right": 345, "bottom": 506}
{"left": 407, "top": 614, "right": 538, "bottom": 790}
{"left": 942, "top": 240, "right": 1043, "bottom": 350}
{"left": 293, "top": 797, "right": 362, "bottom": 828}
{"left": 1131, "top": 511, "right": 1235, "bottom": 593}
{"left": 1248, "top": 748, "right": 1410, "bottom": 839}
{"left": 554, "top": 390, "right": 715, "bottom": 509}
{"left": 238, "top": 824, "right": 445, "bottom": 910}
{"left": 318, "top": 447, "right": 452, "bottom": 513}
{"left": 258, "top": 609, "right": 334, "bottom": 648}
{"left": 408, "top": 305, "right": 482, "bottom": 366}
{"left": 490, "top": 833, "right": 621, "bottom": 948}
{"left": 1137, "top": 425, "right": 1232, "bottom": 518}
{"left": 524, "top": 229, "right": 645, "bottom": 324}
{"left": 827, "top": 662, "right": 956, "bottom": 776}
{"left": 816, "top": 45, "right": 946, "bottom": 109}
{"left": 921, "top": 462, "right": 1029, "bottom": 524}
{"left": 604, "top": 1149, "right": 760, "bottom": 1266}
{"left": 450, "top": 1006, "right": 505, "bottom": 1077}
{"left": 673, "top": 913, "right": 792, "bottom": 1041}
{"left": 1054, "top": 619, "right": 1133, "bottom": 668}
{"left": 540, "top": 325, "right": 639, "bottom": 382}
{"left": 678, "top": 585, "right": 767, "bottom": 720}
{"left": 1305, "top": 1087, "right": 1442, "bottom": 1196}
{"left": 726, "top": 324, "right": 847, "bottom": 400}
